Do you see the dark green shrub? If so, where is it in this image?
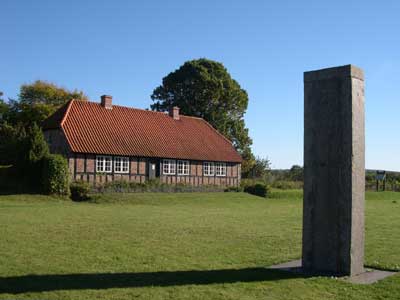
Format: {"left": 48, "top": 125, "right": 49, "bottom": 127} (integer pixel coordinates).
{"left": 244, "top": 183, "right": 269, "bottom": 198}
{"left": 41, "top": 154, "right": 69, "bottom": 196}
{"left": 0, "top": 122, "right": 52, "bottom": 193}
{"left": 0, "top": 165, "right": 21, "bottom": 193}
{"left": 240, "top": 178, "right": 264, "bottom": 186}
{"left": 26, "top": 123, "right": 49, "bottom": 163}
{"left": 70, "top": 181, "right": 91, "bottom": 201}
{"left": 271, "top": 180, "right": 303, "bottom": 190}
{"left": 224, "top": 186, "right": 243, "bottom": 192}
{"left": 0, "top": 123, "right": 26, "bottom": 167}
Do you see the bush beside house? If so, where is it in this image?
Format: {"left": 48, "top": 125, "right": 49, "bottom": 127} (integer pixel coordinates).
{"left": 41, "top": 154, "right": 69, "bottom": 196}
{"left": 70, "top": 181, "right": 91, "bottom": 201}
{"left": 240, "top": 179, "right": 270, "bottom": 198}
{"left": 243, "top": 183, "right": 269, "bottom": 197}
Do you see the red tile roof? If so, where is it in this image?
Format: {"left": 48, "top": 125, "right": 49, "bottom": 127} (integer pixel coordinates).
{"left": 43, "top": 100, "right": 242, "bottom": 163}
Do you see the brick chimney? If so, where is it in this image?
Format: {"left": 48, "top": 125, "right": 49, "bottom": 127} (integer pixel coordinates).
{"left": 101, "top": 95, "right": 112, "bottom": 109}
{"left": 169, "top": 106, "right": 180, "bottom": 120}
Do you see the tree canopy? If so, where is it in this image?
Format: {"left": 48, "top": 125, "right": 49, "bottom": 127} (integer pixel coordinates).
{"left": 151, "top": 58, "right": 254, "bottom": 174}
{"left": 3, "top": 81, "right": 87, "bottom": 127}
{"left": 0, "top": 82, "right": 86, "bottom": 167}
{"left": 244, "top": 156, "right": 271, "bottom": 179}
{"left": 19, "top": 80, "right": 87, "bottom": 106}
{"left": 288, "top": 165, "right": 303, "bottom": 181}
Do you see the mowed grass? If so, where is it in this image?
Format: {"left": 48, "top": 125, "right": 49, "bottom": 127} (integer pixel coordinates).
{"left": 0, "top": 190, "right": 399, "bottom": 300}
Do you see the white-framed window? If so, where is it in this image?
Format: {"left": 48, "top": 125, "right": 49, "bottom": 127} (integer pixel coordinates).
{"left": 96, "top": 155, "right": 112, "bottom": 173}
{"left": 203, "top": 162, "right": 215, "bottom": 176}
{"left": 163, "top": 159, "right": 176, "bottom": 175}
{"left": 177, "top": 160, "right": 190, "bottom": 175}
{"left": 114, "top": 156, "right": 129, "bottom": 173}
{"left": 215, "top": 162, "right": 227, "bottom": 176}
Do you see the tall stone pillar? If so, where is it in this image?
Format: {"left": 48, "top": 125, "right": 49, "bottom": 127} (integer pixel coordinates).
{"left": 302, "top": 65, "right": 365, "bottom": 276}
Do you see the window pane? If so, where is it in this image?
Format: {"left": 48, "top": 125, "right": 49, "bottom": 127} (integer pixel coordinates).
{"left": 215, "top": 163, "right": 226, "bottom": 176}
{"left": 177, "top": 160, "right": 189, "bottom": 175}
{"left": 115, "top": 157, "right": 121, "bottom": 172}
{"left": 122, "top": 158, "right": 129, "bottom": 172}
{"left": 114, "top": 157, "right": 128, "bottom": 173}
{"left": 97, "top": 156, "right": 104, "bottom": 172}
{"left": 204, "top": 162, "right": 214, "bottom": 176}
{"left": 163, "top": 159, "right": 175, "bottom": 175}
{"left": 97, "top": 156, "right": 113, "bottom": 173}
{"left": 163, "top": 160, "right": 168, "bottom": 174}
{"left": 105, "top": 157, "right": 111, "bottom": 172}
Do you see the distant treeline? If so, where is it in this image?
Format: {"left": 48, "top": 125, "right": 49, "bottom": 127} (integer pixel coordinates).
{"left": 268, "top": 167, "right": 400, "bottom": 191}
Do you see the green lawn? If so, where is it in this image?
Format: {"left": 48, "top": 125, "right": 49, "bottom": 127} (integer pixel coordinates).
{"left": 0, "top": 190, "right": 399, "bottom": 300}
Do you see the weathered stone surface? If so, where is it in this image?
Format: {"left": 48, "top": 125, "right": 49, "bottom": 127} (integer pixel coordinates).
{"left": 347, "top": 269, "right": 397, "bottom": 284}
{"left": 268, "top": 260, "right": 397, "bottom": 284}
{"left": 302, "top": 65, "right": 365, "bottom": 276}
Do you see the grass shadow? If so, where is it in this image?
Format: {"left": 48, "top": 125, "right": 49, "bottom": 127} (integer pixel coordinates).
{"left": 364, "top": 265, "right": 400, "bottom": 272}
{"left": 0, "top": 268, "right": 303, "bottom": 294}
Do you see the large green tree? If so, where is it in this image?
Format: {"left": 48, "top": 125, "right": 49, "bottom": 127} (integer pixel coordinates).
{"left": 151, "top": 59, "right": 254, "bottom": 174}
{"left": 0, "top": 122, "right": 24, "bottom": 165}
{"left": 244, "top": 156, "right": 271, "bottom": 179}
{"left": 0, "top": 82, "right": 86, "bottom": 167}
{"left": 19, "top": 80, "right": 87, "bottom": 106}
{"left": 4, "top": 80, "right": 87, "bottom": 127}
{"left": 288, "top": 165, "right": 303, "bottom": 181}
{"left": 0, "top": 122, "right": 49, "bottom": 167}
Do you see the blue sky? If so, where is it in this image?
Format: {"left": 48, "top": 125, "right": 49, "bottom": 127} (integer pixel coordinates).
{"left": 1, "top": 0, "right": 399, "bottom": 170}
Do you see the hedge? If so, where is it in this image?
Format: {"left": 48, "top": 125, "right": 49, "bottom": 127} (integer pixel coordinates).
{"left": 41, "top": 154, "right": 69, "bottom": 196}
{"left": 243, "top": 183, "right": 269, "bottom": 197}
{"left": 94, "top": 179, "right": 225, "bottom": 193}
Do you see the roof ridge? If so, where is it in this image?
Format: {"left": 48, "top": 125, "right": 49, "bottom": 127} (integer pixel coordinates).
{"left": 79, "top": 100, "right": 172, "bottom": 116}
{"left": 74, "top": 100, "right": 216, "bottom": 123}
{"left": 180, "top": 115, "right": 203, "bottom": 120}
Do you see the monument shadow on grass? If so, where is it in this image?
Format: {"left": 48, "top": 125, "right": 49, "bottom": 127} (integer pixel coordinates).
{"left": 0, "top": 267, "right": 304, "bottom": 294}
